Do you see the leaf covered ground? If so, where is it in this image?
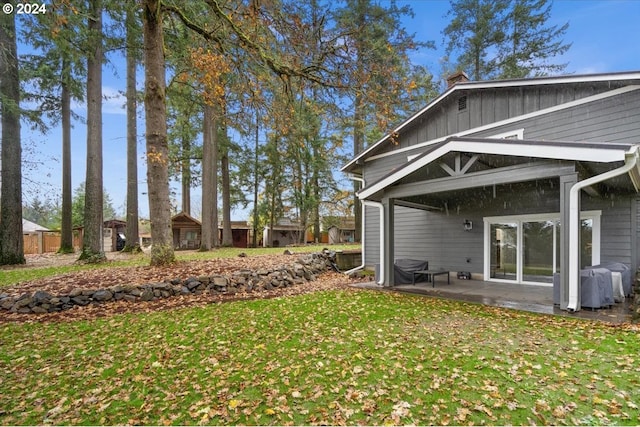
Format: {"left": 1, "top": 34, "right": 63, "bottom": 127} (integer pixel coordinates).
{"left": 1, "top": 285, "right": 640, "bottom": 425}
{"left": 0, "top": 252, "right": 354, "bottom": 323}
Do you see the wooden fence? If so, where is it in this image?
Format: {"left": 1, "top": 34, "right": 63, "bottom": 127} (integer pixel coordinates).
{"left": 23, "top": 231, "right": 83, "bottom": 255}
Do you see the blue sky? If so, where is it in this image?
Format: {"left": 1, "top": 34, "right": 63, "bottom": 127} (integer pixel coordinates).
{"left": 18, "top": 0, "right": 640, "bottom": 221}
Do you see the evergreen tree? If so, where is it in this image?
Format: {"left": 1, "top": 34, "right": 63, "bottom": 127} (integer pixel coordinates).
{"left": 334, "top": 0, "right": 436, "bottom": 241}
{"left": 79, "top": 0, "right": 106, "bottom": 262}
{"left": 0, "top": 0, "right": 24, "bottom": 265}
{"left": 443, "top": 0, "right": 509, "bottom": 81}
{"left": 498, "top": 0, "right": 570, "bottom": 78}
{"left": 19, "top": 2, "right": 86, "bottom": 253}
{"left": 443, "top": 0, "right": 570, "bottom": 80}
{"left": 143, "top": 0, "right": 175, "bottom": 265}
{"left": 124, "top": 3, "right": 142, "bottom": 252}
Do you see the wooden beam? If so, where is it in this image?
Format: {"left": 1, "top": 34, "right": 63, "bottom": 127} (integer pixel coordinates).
{"left": 394, "top": 200, "right": 443, "bottom": 211}
{"left": 385, "top": 162, "right": 576, "bottom": 199}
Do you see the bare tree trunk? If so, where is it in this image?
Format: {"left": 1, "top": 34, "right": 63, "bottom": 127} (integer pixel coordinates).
{"left": 181, "top": 136, "right": 191, "bottom": 214}
{"left": 0, "top": 1, "right": 24, "bottom": 265}
{"left": 312, "top": 131, "right": 321, "bottom": 243}
{"left": 221, "top": 128, "right": 232, "bottom": 247}
{"left": 353, "top": 91, "right": 363, "bottom": 243}
{"left": 200, "top": 103, "right": 218, "bottom": 250}
{"left": 80, "top": 0, "right": 105, "bottom": 262}
{"left": 59, "top": 59, "right": 73, "bottom": 253}
{"left": 143, "top": 0, "right": 174, "bottom": 265}
{"left": 124, "top": 5, "right": 140, "bottom": 252}
{"left": 252, "top": 115, "right": 259, "bottom": 248}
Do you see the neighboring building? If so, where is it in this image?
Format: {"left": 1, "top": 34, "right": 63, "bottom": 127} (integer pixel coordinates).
{"left": 171, "top": 212, "right": 201, "bottom": 249}
{"left": 343, "top": 71, "right": 640, "bottom": 312}
{"left": 263, "top": 218, "right": 304, "bottom": 247}
{"left": 219, "top": 221, "right": 251, "bottom": 248}
{"left": 325, "top": 216, "right": 356, "bottom": 244}
{"left": 103, "top": 219, "right": 127, "bottom": 252}
{"left": 22, "top": 218, "right": 49, "bottom": 234}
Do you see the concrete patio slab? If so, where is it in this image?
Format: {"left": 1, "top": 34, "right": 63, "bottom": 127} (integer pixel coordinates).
{"left": 352, "top": 277, "right": 633, "bottom": 324}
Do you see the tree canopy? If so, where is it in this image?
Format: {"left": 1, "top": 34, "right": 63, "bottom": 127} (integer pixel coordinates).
{"left": 10, "top": 0, "right": 574, "bottom": 265}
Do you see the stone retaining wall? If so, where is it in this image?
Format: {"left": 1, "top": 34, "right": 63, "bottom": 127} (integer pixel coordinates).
{"left": 0, "top": 252, "right": 335, "bottom": 315}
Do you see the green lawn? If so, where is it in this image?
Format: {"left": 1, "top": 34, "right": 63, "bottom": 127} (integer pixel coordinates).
{"left": 0, "top": 244, "right": 359, "bottom": 287}
{"left": 1, "top": 289, "right": 638, "bottom": 425}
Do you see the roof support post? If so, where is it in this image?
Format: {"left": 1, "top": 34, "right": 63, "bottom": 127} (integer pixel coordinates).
{"left": 382, "top": 197, "right": 395, "bottom": 287}
{"left": 559, "top": 172, "right": 578, "bottom": 311}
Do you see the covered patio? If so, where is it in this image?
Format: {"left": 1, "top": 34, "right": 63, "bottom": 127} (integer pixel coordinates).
{"left": 358, "top": 137, "right": 640, "bottom": 312}
{"left": 353, "top": 278, "right": 633, "bottom": 324}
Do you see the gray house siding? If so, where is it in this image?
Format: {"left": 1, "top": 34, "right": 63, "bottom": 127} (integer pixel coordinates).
{"left": 379, "top": 82, "right": 628, "bottom": 159}
{"left": 362, "top": 88, "right": 640, "bottom": 191}
{"left": 584, "top": 195, "right": 633, "bottom": 267}
{"left": 364, "top": 181, "right": 637, "bottom": 275}
{"left": 363, "top": 204, "right": 380, "bottom": 267}
{"left": 358, "top": 77, "right": 640, "bottom": 280}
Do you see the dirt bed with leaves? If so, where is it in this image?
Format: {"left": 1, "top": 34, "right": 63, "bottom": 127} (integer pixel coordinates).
{"left": 0, "top": 252, "right": 358, "bottom": 324}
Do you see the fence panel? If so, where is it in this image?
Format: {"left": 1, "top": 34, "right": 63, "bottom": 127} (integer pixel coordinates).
{"left": 43, "top": 232, "right": 61, "bottom": 253}
{"left": 23, "top": 235, "right": 39, "bottom": 254}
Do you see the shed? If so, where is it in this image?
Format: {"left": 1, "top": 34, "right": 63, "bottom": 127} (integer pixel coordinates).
{"left": 103, "top": 219, "right": 126, "bottom": 252}
{"left": 219, "top": 221, "right": 251, "bottom": 248}
{"left": 171, "top": 212, "right": 201, "bottom": 249}
{"left": 263, "top": 218, "right": 303, "bottom": 247}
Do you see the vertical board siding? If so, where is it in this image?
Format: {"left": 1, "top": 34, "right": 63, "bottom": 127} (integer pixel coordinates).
{"left": 358, "top": 80, "right": 640, "bottom": 275}
{"left": 377, "top": 182, "right": 635, "bottom": 274}
{"left": 365, "top": 80, "right": 633, "bottom": 162}
{"left": 364, "top": 204, "right": 380, "bottom": 266}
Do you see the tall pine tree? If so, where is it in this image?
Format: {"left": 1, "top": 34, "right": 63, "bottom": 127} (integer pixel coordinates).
{"left": 0, "top": 0, "right": 24, "bottom": 265}
{"left": 443, "top": 0, "right": 570, "bottom": 80}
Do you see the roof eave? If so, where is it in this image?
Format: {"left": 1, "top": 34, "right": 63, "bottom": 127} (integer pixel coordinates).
{"left": 342, "top": 70, "right": 640, "bottom": 172}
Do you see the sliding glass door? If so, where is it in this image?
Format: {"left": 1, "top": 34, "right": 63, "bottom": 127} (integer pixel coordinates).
{"left": 485, "top": 212, "right": 599, "bottom": 285}
{"left": 490, "top": 223, "right": 517, "bottom": 280}
{"left": 522, "top": 220, "right": 556, "bottom": 283}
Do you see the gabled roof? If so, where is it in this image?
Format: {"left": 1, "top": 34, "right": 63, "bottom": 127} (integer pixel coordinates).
{"left": 358, "top": 137, "right": 640, "bottom": 200}
{"left": 343, "top": 70, "right": 640, "bottom": 173}
{"left": 171, "top": 212, "right": 202, "bottom": 226}
{"left": 22, "top": 218, "right": 48, "bottom": 233}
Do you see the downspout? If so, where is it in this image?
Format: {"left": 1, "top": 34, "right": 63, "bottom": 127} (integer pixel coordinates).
{"left": 344, "top": 175, "right": 366, "bottom": 276}
{"left": 344, "top": 175, "right": 386, "bottom": 286}
{"left": 567, "top": 147, "right": 640, "bottom": 311}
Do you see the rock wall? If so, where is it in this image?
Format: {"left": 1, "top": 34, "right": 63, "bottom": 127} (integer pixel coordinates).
{"left": 0, "top": 252, "right": 335, "bottom": 315}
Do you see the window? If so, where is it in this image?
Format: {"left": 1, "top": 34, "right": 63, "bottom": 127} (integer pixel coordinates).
{"left": 484, "top": 211, "right": 601, "bottom": 285}
{"left": 458, "top": 96, "right": 467, "bottom": 111}
{"left": 490, "top": 128, "right": 524, "bottom": 139}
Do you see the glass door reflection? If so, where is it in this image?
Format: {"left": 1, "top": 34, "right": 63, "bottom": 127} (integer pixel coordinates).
{"left": 490, "top": 223, "right": 517, "bottom": 280}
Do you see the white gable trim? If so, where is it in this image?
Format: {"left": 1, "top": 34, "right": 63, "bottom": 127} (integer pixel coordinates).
{"left": 343, "top": 72, "right": 640, "bottom": 171}
{"left": 363, "top": 85, "right": 640, "bottom": 163}
{"left": 358, "top": 138, "right": 636, "bottom": 200}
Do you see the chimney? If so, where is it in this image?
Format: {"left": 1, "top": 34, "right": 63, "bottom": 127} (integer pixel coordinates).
{"left": 446, "top": 71, "right": 470, "bottom": 88}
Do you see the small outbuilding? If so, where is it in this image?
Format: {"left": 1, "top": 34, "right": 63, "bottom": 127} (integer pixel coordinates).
{"left": 171, "top": 212, "right": 201, "bottom": 249}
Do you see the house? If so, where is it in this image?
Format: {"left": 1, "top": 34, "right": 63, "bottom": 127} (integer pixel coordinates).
{"left": 342, "top": 70, "right": 640, "bottom": 312}
{"left": 171, "top": 212, "right": 201, "bottom": 249}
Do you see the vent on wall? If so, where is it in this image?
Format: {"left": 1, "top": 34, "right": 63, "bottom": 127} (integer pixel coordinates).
{"left": 458, "top": 96, "right": 467, "bottom": 111}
